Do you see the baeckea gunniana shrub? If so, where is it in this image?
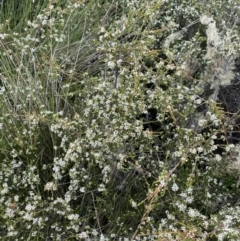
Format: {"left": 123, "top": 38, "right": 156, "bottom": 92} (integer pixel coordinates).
{"left": 0, "top": 0, "right": 240, "bottom": 240}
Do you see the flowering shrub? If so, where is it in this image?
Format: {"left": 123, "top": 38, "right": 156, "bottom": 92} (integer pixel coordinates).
{"left": 0, "top": 0, "right": 240, "bottom": 240}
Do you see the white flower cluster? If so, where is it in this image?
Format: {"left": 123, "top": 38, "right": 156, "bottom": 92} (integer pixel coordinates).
{"left": 0, "top": 0, "right": 240, "bottom": 240}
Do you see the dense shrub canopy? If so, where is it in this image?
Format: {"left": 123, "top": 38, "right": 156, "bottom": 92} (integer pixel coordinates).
{"left": 0, "top": 0, "right": 240, "bottom": 240}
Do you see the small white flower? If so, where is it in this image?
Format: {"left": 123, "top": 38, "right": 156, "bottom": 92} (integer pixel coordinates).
{"left": 176, "top": 201, "right": 186, "bottom": 211}
{"left": 0, "top": 86, "right": 5, "bottom": 94}
{"left": 130, "top": 199, "right": 137, "bottom": 208}
{"left": 186, "top": 196, "right": 193, "bottom": 204}
{"left": 116, "top": 59, "right": 123, "bottom": 66}
{"left": 80, "top": 187, "right": 85, "bottom": 193}
{"left": 198, "top": 119, "right": 207, "bottom": 127}
{"left": 14, "top": 195, "right": 19, "bottom": 202}
{"left": 200, "top": 15, "right": 214, "bottom": 25}
{"left": 187, "top": 188, "right": 193, "bottom": 194}
{"left": 78, "top": 232, "right": 88, "bottom": 238}
{"left": 178, "top": 93, "right": 184, "bottom": 100}
{"left": 44, "top": 182, "right": 57, "bottom": 191}
{"left": 194, "top": 98, "right": 202, "bottom": 105}
{"left": 67, "top": 214, "right": 79, "bottom": 220}
{"left": 215, "top": 154, "right": 222, "bottom": 162}
{"left": 225, "top": 144, "right": 234, "bottom": 152}
{"left": 98, "top": 184, "right": 106, "bottom": 192}
{"left": 188, "top": 208, "right": 197, "bottom": 218}
{"left": 197, "top": 147, "right": 203, "bottom": 153}
{"left": 73, "top": 3, "right": 79, "bottom": 8}
{"left": 42, "top": 19, "right": 47, "bottom": 25}
{"left": 1, "top": 183, "right": 8, "bottom": 194}
{"left": 207, "top": 192, "right": 211, "bottom": 198}
{"left": 92, "top": 229, "right": 98, "bottom": 236}
{"left": 172, "top": 183, "right": 179, "bottom": 192}
{"left": 25, "top": 204, "right": 35, "bottom": 211}
{"left": 99, "top": 27, "right": 105, "bottom": 33}
{"left": 107, "top": 61, "right": 115, "bottom": 69}
{"left": 173, "top": 151, "right": 181, "bottom": 157}
{"left": 156, "top": 61, "right": 164, "bottom": 68}
{"left": 190, "top": 148, "right": 197, "bottom": 154}
{"left": 100, "top": 234, "right": 105, "bottom": 241}
{"left": 211, "top": 145, "right": 218, "bottom": 151}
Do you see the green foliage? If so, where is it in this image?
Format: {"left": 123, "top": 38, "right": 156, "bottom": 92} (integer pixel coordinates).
{"left": 0, "top": 0, "right": 240, "bottom": 240}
